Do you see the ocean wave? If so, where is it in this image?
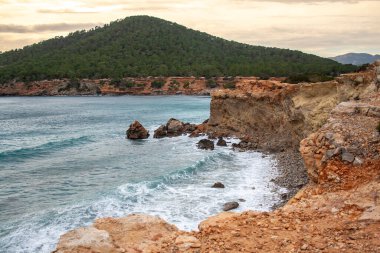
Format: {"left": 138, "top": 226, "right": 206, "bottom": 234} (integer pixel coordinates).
{"left": 0, "top": 150, "right": 284, "bottom": 253}
{"left": 120, "top": 152, "right": 232, "bottom": 192}
{"left": 0, "top": 136, "right": 92, "bottom": 162}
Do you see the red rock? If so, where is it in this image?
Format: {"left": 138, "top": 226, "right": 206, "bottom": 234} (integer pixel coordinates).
{"left": 126, "top": 120, "right": 149, "bottom": 139}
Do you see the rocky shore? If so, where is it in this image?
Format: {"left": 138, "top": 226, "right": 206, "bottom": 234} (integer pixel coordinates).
{"left": 54, "top": 62, "right": 380, "bottom": 252}
{"left": 0, "top": 76, "right": 260, "bottom": 96}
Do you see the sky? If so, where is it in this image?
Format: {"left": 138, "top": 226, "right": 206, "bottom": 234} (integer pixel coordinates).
{"left": 0, "top": 0, "right": 379, "bottom": 57}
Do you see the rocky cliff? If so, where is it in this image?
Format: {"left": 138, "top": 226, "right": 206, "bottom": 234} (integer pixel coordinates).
{"left": 208, "top": 62, "right": 380, "bottom": 152}
{"left": 0, "top": 77, "right": 240, "bottom": 96}
{"left": 54, "top": 63, "right": 380, "bottom": 253}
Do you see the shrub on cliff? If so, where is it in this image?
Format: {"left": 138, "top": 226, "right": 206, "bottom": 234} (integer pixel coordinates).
{"left": 223, "top": 82, "right": 236, "bottom": 89}
{"left": 151, "top": 79, "right": 165, "bottom": 89}
{"left": 124, "top": 79, "right": 136, "bottom": 88}
{"left": 285, "top": 74, "right": 334, "bottom": 84}
{"left": 206, "top": 79, "right": 217, "bottom": 88}
{"left": 183, "top": 81, "right": 190, "bottom": 89}
{"left": 357, "top": 63, "right": 370, "bottom": 72}
{"left": 170, "top": 79, "right": 179, "bottom": 85}
{"left": 110, "top": 78, "right": 122, "bottom": 86}
{"left": 110, "top": 78, "right": 135, "bottom": 89}
{"left": 68, "top": 78, "right": 80, "bottom": 89}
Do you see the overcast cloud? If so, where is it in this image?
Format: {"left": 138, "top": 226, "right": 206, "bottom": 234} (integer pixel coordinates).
{"left": 0, "top": 0, "right": 378, "bottom": 56}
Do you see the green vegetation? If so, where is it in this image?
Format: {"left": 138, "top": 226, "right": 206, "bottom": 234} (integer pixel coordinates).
{"left": 110, "top": 78, "right": 142, "bottom": 89}
{"left": 206, "top": 79, "right": 218, "bottom": 88}
{"left": 151, "top": 79, "right": 165, "bottom": 89}
{"left": 0, "top": 16, "right": 357, "bottom": 84}
{"left": 183, "top": 81, "right": 190, "bottom": 89}
{"left": 135, "top": 83, "right": 146, "bottom": 88}
{"left": 170, "top": 79, "right": 179, "bottom": 85}
{"left": 357, "top": 63, "right": 370, "bottom": 72}
{"left": 68, "top": 78, "right": 80, "bottom": 89}
{"left": 168, "top": 83, "right": 179, "bottom": 90}
{"left": 285, "top": 74, "right": 334, "bottom": 84}
{"left": 223, "top": 82, "right": 236, "bottom": 89}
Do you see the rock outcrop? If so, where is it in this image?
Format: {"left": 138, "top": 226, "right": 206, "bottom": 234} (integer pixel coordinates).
{"left": 208, "top": 81, "right": 303, "bottom": 151}
{"left": 207, "top": 63, "right": 380, "bottom": 152}
{"left": 300, "top": 93, "right": 380, "bottom": 188}
{"left": 216, "top": 137, "right": 227, "bottom": 146}
{"left": 223, "top": 201, "right": 239, "bottom": 211}
{"left": 153, "top": 118, "right": 197, "bottom": 138}
{"left": 197, "top": 139, "right": 214, "bottom": 150}
{"left": 53, "top": 214, "right": 183, "bottom": 253}
{"left": 211, "top": 182, "right": 225, "bottom": 188}
{"left": 126, "top": 121, "right": 150, "bottom": 139}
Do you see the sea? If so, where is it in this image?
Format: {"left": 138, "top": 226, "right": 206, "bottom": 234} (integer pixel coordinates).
{"left": 0, "top": 96, "right": 285, "bottom": 253}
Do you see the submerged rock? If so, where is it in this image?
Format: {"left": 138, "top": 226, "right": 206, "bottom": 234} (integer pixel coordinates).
{"left": 212, "top": 182, "right": 225, "bottom": 188}
{"left": 126, "top": 120, "right": 150, "bottom": 139}
{"left": 197, "top": 139, "right": 214, "bottom": 150}
{"left": 223, "top": 202, "right": 239, "bottom": 211}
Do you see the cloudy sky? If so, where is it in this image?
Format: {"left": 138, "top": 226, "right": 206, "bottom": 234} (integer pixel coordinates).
{"left": 0, "top": 0, "right": 379, "bottom": 57}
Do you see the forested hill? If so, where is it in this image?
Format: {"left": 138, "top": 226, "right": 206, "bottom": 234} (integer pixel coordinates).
{"left": 0, "top": 16, "right": 356, "bottom": 83}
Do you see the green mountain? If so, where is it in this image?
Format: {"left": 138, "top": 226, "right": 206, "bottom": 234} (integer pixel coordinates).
{"left": 0, "top": 16, "right": 356, "bottom": 83}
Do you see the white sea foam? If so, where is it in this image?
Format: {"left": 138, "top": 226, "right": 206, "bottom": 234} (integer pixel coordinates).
{"left": 0, "top": 142, "right": 286, "bottom": 253}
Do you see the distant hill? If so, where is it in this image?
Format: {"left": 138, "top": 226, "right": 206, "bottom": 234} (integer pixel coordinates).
{"left": 330, "top": 53, "right": 380, "bottom": 66}
{"left": 0, "top": 16, "right": 356, "bottom": 83}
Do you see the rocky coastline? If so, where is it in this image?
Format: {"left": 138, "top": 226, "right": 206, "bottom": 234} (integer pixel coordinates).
{"left": 54, "top": 62, "right": 380, "bottom": 252}
{"left": 0, "top": 76, "right": 265, "bottom": 96}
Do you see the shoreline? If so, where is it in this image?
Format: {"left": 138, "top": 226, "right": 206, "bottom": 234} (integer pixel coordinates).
{"left": 53, "top": 62, "right": 380, "bottom": 252}
{"left": 271, "top": 149, "right": 308, "bottom": 208}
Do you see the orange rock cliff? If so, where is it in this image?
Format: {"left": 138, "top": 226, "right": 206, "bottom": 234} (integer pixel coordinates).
{"left": 0, "top": 77, "right": 250, "bottom": 96}
{"left": 54, "top": 62, "right": 380, "bottom": 253}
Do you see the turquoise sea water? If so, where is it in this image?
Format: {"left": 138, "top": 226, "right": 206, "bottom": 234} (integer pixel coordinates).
{"left": 0, "top": 96, "right": 284, "bottom": 253}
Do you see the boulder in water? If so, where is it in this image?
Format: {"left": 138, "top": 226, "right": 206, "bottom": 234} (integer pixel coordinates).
{"left": 153, "top": 125, "right": 167, "bottom": 138}
{"left": 197, "top": 139, "right": 214, "bottom": 150}
{"left": 166, "top": 118, "right": 185, "bottom": 135}
{"left": 126, "top": 121, "right": 150, "bottom": 139}
{"left": 211, "top": 182, "right": 225, "bottom": 188}
{"left": 216, "top": 137, "right": 227, "bottom": 146}
{"left": 153, "top": 118, "right": 197, "bottom": 138}
{"left": 223, "top": 202, "right": 239, "bottom": 211}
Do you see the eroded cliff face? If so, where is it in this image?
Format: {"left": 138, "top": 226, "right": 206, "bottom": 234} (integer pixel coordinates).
{"left": 54, "top": 63, "right": 380, "bottom": 253}
{"left": 208, "top": 62, "right": 380, "bottom": 152}
{"left": 300, "top": 93, "right": 380, "bottom": 186}
{"left": 208, "top": 81, "right": 304, "bottom": 151}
